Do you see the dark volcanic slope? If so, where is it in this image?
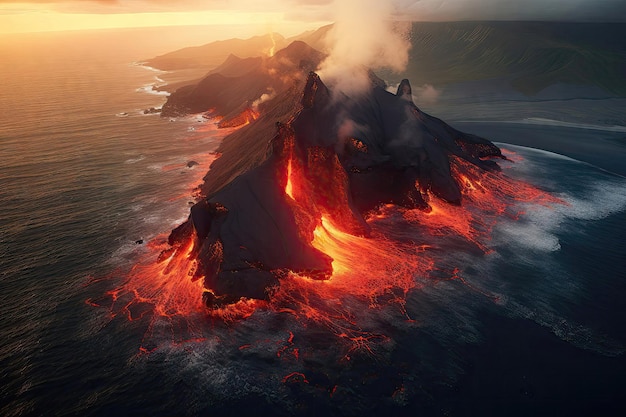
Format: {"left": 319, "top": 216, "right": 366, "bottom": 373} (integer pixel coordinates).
{"left": 193, "top": 41, "right": 325, "bottom": 197}
{"left": 199, "top": 81, "right": 306, "bottom": 197}
{"left": 161, "top": 41, "right": 325, "bottom": 119}
{"left": 168, "top": 72, "right": 503, "bottom": 307}
{"left": 155, "top": 22, "right": 626, "bottom": 307}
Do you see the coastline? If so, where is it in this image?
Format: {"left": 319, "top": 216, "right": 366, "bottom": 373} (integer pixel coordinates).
{"left": 451, "top": 121, "right": 626, "bottom": 177}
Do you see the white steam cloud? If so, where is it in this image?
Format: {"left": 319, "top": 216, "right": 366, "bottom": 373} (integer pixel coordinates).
{"left": 251, "top": 89, "right": 276, "bottom": 111}
{"left": 317, "top": 0, "right": 411, "bottom": 95}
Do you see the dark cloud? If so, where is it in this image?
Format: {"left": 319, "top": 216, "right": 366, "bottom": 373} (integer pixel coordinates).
{"left": 396, "top": 0, "right": 626, "bottom": 22}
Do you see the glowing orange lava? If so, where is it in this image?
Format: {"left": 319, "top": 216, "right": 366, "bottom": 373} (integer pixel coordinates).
{"left": 217, "top": 108, "right": 260, "bottom": 128}
{"left": 285, "top": 158, "right": 294, "bottom": 199}
{"left": 257, "top": 147, "right": 565, "bottom": 350}
{"left": 268, "top": 32, "right": 277, "bottom": 57}
{"left": 260, "top": 151, "right": 437, "bottom": 345}
{"left": 402, "top": 155, "right": 566, "bottom": 252}
{"left": 99, "top": 237, "right": 205, "bottom": 320}
{"left": 91, "top": 125, "right": 566, "bottom": 358}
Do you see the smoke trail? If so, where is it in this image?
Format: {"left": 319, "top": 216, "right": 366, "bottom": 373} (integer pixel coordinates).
{"left": 317, "top": 0, "right": 411, "bottom": 95}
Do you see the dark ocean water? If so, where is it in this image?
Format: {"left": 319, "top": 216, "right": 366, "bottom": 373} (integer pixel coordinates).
{"left": 1, "top": 28, "right": 626, "bottom": 417}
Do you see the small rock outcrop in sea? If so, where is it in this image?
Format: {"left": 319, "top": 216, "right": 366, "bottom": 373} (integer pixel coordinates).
{"left": 166, "top": 70, "right": 504, "bottom": 308}
{"left": 143, "top": 107, "right": 161, "bottom": 115}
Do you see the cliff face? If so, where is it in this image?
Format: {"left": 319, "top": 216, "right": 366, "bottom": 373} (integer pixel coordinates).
{"left": 167, "top": 71, "right": 503, "bottom": 308}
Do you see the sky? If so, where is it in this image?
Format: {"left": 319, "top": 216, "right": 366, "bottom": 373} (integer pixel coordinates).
{"left": 0, "top": 0, "right": 625, "bottom": 34}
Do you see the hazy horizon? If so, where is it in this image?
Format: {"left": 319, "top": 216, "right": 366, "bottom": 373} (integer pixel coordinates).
{"left": 1, "top": 0, "right": 625, "bottom": 35}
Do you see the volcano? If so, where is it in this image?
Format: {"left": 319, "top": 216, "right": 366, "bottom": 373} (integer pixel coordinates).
{"left": 163, "top": 57, "right": 506, "bottom": 308}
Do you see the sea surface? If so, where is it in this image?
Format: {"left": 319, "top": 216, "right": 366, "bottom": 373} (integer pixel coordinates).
{"left": 1, "top": 28, "right": 626, "bottom": 417}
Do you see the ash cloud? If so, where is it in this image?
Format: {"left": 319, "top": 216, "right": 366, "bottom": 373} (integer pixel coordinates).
{"left": 317, "top": 0, "right": 411, "bottom": 95}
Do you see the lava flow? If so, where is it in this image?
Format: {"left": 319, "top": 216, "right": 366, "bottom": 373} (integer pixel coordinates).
{"left": 261, "top": 145, "right": 562, "bottom": 345}
{"left": 401, "top": 155, "right": 565, "bottom": 252}
{"left": 217, "top": 107, "right": 259, "bottom": 128}
{"left": 85, "top": 234, "right": 207, "bottom": 351}
{"left": 90, "top": 72, "right": 566, "bottom": 356}
{"left": 277, "top": 160, "right": 427, "bottom": 303}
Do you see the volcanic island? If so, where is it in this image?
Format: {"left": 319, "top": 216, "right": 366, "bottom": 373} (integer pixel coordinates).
{"left": 154, "top": 40, "right": 512, "bottom": 308}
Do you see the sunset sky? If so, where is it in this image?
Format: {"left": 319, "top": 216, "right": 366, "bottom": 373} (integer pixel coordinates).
{"left": 1, "top": 0, "right": 625, "bottom": 34}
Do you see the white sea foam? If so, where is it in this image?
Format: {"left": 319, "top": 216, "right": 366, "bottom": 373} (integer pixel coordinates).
{"left": 558, "top": 181, "right": 626, "bottom": 220}
{"left": 496, "top": 213, "right": 563, "bottom": 252}
{"left": 132, "top": 62, "right": 167, "bottom": 74}
{"left": 498, "top": 143, "right": 576, "bottom": 162}
{"left": 124, "top": 155, "right": 145, "bottom": 164}
{"left": 494, "top": 146, "right": 626, "bottom": 255}
{"left": 477, "top": 145, "right": 626, "bottom": 354}
{"left": 135, "top": 85, "right": 170, "bottom": 97}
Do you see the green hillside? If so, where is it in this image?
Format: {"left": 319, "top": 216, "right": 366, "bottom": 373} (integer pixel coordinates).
{"left": 398, "top": 21, "right": 626, "bottom": 95}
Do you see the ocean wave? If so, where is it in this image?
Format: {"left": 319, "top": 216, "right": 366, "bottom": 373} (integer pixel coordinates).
{"left": 481, "top": 145, "right": 626, "bottom": 354}
{"left": 462, "top": 118, "right": 626, "bottom": 132}
{"left": 496, "top": 144, "right": 626, "bottom": 251}
{"left": 518, "top": 118, "right": 626, "bottom": 132}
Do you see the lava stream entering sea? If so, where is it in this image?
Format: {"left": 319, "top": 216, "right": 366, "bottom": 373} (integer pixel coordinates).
{"left": 87, "top": 89, "right": 565, "bottom": 360}
{"left": 89, "top": 143, "right": 564, "bottom": 357}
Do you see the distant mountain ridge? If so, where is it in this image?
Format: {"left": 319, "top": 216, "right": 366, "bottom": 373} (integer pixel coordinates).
{"left": 143, "top": 32, "right": 288, "bottom": 71}
{"left": 143, "top": 28, "right": 332, "bottom": 72}
{"left": 160, "top": 41, "right": 325, "bottom": 119}
{"left": 400, "top": 21, "right": 626, "bottom": 96}
{"left": 149, "top": 21, "right": 625, "bottom": 97}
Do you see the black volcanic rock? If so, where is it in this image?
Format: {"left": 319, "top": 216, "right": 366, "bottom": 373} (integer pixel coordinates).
{"left": 292, "top": 74, "right": 501, "bottom": 206}
{"left": 143, "top": 107, "right": 161, "bottom": 114}
{"left": 207, "top": 54, "right": 264, "bottom": 77}
{"left": 168, "top": 72, "right": 503, "bottom": 308}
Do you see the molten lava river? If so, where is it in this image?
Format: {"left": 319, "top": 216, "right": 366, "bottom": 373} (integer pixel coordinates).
{"left": 85, "top": 141, "right": 626, "bottom": 415}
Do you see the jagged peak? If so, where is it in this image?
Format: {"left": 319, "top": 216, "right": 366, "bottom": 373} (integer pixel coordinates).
{"left": 222, "top": 53, "right": 243, "bottom": 64}
{"left": 396, "top": 79, "right": 413, "bottom": 102}
{"left": 272, "top": 40, "right": 325, "bottom": 63}
{"left": 301, "top": 72, "right": 330, "bottom": 109}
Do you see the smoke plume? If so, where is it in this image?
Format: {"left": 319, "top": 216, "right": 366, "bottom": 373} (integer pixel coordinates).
{"left": 317, "top": 0, "right": 411, "bottom": 96}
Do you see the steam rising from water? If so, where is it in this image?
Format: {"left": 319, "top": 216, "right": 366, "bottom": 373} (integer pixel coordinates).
{"left": 318, "top": 0, "right": 411, "bottom": 95}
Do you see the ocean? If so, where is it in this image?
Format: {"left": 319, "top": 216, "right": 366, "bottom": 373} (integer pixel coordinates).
{"left": 1, "top": 27, "right": 625, "bottom": 417}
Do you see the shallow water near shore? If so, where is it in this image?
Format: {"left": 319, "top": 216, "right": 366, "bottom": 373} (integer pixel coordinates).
{"left": 1, "top": 28, "right": 626, "bottom": 416}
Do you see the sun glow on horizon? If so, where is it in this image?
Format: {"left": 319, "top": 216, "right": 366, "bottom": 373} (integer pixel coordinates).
{"left": 0, "top": 6, "right": 328, "bottom": 35}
